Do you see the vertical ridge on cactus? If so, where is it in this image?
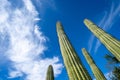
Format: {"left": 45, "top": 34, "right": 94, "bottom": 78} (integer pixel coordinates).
{"left": 46, "top": 65, "right": 54, "bottom": 80}
{"left": 82, "top": 48, "right": 106, "bottom": 80}
{"left": 56, "top": 21, "right": 92, "bottom": 80}
{"left": 84, "top": 19, "right": 120, "bottom": 61}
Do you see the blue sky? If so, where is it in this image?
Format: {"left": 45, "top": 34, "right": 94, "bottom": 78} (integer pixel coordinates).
{"left": 0, "top": 0, "right": 120, "bottom": 80}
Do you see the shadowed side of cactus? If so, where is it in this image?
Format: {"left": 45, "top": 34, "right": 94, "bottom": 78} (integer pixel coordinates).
{"left": 46, "top": 65, "right": 54, "bottom": 80}
{"left": 56, "top": 21, "right": 92, "bottom": 80}
{"left": 84, "top": 19, "right": 120, "bottom": 61}
{"left": 82, "top": 48, "right": 106, "bottom": 80}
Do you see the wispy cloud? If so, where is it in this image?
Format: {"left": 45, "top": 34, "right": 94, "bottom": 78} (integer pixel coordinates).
{"left": 0, "top": 0, "right": 63, "bottom": 80}
{"left": 88, "top": 35, "right": 95, "bottom": 52}
{"left": 35, "top": 0, "right": 56, "bottom": 9}
{"left": 88, "top": 0, "right": 120, "bottom": 53}
{"left": 31, "top": 0, "right": 57, "bottom": 16}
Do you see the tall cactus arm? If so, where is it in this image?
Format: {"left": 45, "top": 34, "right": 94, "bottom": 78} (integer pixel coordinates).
{"left": 82, "top": 48, "right": 106, "bottom": 80}
{"left": 46, "top": 65, "right": 54, "bottom": 80}
{"left": 84, "top": 19, "right": 120, "bottom": 61}
{"left": 56, "top": 21, "right": 92, "bottom": 80}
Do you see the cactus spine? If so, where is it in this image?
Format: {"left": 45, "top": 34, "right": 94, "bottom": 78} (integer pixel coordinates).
{"left": 56, "top": 21, "right": 92, "bottom": 80}
{"left": 84, "top": 19, "right": 120, "bottom": 61}
{"left": 46, "top": 65, "right": 54, "bottom": 80}
{"left": 82, "top": 48, "right": 106, "bottom": 80}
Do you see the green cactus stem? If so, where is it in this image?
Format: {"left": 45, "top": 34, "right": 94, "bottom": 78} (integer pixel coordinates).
{"left": 56, "top": 21, "right": 92, "bottom": 80}
{"left": 46, "top": 65, "right": 54, "bottom": 80}
{"left": 82, "top": 48, "right": 106, "bottom": 80}
{"left": 84, "top": 19, "right": 120, "bottom": 61}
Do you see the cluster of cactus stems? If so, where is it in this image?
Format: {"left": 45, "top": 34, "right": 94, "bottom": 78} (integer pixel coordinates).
{"left": 84, "top": 19, "right": 120, "bottom": 61}
{"left": 56, "top": 21, "right": 92, "bottom": 80}
{"left": 82, "top": 48, "right": 106, "bottom": 80}
{"left": 46, "top": 65, "right": 54, "bottom": 80}
{"left": 45, "top": 18, "right": 119, "bottom": 79}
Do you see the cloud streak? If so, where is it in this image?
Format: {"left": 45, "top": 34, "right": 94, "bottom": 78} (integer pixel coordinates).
{"left": 88, "top": 0, "right": 120, "bottom": 53}
{"left": 0, "top": 0, "right": 63, "bottom": 80}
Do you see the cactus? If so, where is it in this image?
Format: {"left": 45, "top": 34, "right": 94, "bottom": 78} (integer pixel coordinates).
{"left": 56, "top": 21, "right": 92, "bottom": 80}
{"left": 82, "top": 48, "right": 106, "bottom": 80}
{"left": 84, "top": 19, "right": 120, "bottom": 61}
{"left": 46, "top": 65, "right": 54, "bottom": 80}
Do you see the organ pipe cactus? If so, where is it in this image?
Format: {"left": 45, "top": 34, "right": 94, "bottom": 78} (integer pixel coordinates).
{"left": 82, "top": 48, "right": 106, "bottom": 80}
{"left": 56, "top": 21, "right": 92, "bottom": 80}
{"left": 46, "top": 65, "right": 54, "bottom": 80}
{"left": 84, "top": 19, "right": 120, "bottom": 61}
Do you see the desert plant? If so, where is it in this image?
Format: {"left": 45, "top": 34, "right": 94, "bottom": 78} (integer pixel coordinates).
{"left": 82, "top": 48, "right": 106, "bottom": 80}
{"left": 113, "top": 67, "right": 120, "bottom": 79}
{"left": 105, "top": 54, "right": 119, "bottom": 64}
{"left": 46, "top": 65, "right": 54, "bottom": 80}
{"left": 84, "top": 19, "right": 120, "bottom": 61}
{"left": 105, "top": 54, "right": 120, "bottom": 80}
{"left": 56, "top": 21, "right": 92, "bottom": 80}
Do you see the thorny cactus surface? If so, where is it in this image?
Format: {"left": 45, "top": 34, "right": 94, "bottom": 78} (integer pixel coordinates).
{"left": 46, "top": 65, "right": 54, "bottom": 80}
{"left": 82, "top": 48, "right": 106, "bottom": 80}
{"left": 56, "top": 21, "right": 92, "bottom": 80}
{"left": 84, "top": 19, "right": 120, "bottom": 61}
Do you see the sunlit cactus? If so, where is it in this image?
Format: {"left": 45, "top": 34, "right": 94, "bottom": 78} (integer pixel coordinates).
{"left": 84, "top": 19, "right": 120, "bottom": 61}
{"left": 56, "top": 21, "right": 92, "bottom": 80}
{"left": 46, "top": 65, "right": 54, "bottom": 80}
{"left": 82, "top": 48, "right": 106, "bottom": 80}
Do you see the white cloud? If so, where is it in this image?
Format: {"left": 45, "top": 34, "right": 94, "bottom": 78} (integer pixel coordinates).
{"left": 9, "top": 71, "right": 23, "bottom": 78}
{"left": 88, "top": 35, "right": 95, "bottom": 52}
{"left": 0, "top": 0, "right": 63, "bottom": 80}
{"left": 35, "top": 0, "right": 56, "bottom": 9}
{"left": 32, "top": 0, "right": 57, "bottom": 17}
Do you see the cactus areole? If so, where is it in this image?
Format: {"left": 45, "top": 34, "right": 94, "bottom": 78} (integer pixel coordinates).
{"left": 46, "top": 65, "right": 54, "bottom": 80}
{"left": 84, "top": 19, "right": 120, "bottom": 61}
{"left": 56, "top": 21, "right": 92, "bottom": 80}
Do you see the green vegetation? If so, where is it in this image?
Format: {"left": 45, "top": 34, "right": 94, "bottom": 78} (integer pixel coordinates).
{"left": 82, "top": 48, "right": 106, "bottom": 80}
{"left": 105, "top": 54, "right": 119, "bottom": 64}
{"left": 105, "top": 54, "right": 120, "bottom": 80}
{"left": 46, "top": 65, "right": 54, "bottom": 80}
{"left": 46, "top": 19, "right": 120, "bottom": 80}
{"left": 56, "top": 21, "right": 92, "bottom": 80}
{"left": 84, "top": 19, "right": 120, "bottom": 61}
{"left": 112, "top": 67, "right": 120, "bottom": 79}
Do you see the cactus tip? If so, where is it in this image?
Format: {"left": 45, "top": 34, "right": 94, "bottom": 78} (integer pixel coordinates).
{"left": 84, "top": 19, "right": 93, "bottom": 26}
{"left": 56, "top": 21, "right": 62, "bottom": 26}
